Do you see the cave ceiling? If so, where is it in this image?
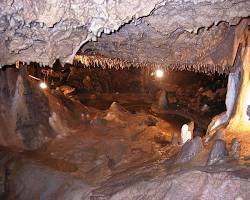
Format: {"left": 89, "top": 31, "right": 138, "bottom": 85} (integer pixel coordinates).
{"left": 0, "top": 0, "right": 249, "bottom": 71}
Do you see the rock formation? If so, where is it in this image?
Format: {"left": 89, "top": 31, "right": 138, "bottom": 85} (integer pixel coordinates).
{"left": 207, "top": 139, "right": 228, "bottom": 165}
{"left": 0, "top": 68, "right": 54, "bottom": 149}
{"left": 0, "top": 1, "right": 250, "bottom": 199}
{"left": 0, "top": 0, "right": 249, "bottom": 68}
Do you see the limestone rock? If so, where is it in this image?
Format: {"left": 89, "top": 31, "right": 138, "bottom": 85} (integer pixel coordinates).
{"left": 211, "top": 130, "right": 225, "bottom": 141}
{"left": 109, "top": 102, "right": 129, "bottom": 114}
{"left": 154, "top": 133, "right": 170, "bottom": 146}
{"left": 171, "top": 132, "right": 178, "bottom": 145}
{"left": 90, "top": 117, "right": 107, "bottom": 129}
{"left": 193, "top": 127, "right": 204, "bottom": 137}
{"left": 6, "top": 161, "right": 93, "bottom": 200}
{"left": 176, "top": 136, "right": 203, "bottom": 164}
{"left": 144, "top": 116, "right": 158, "bottom": 127}
{"left": 0, "top": 0, "right": 164, "bottom": 65}
{"left": 4, "top": 156, "right": 250, "bottom": 200}
{"left": 1, "top": 0, "right": 248, "bottom": 71}
{"left": 158, "top": 90, "right": 168, "bottom": 110}
{"left": 230, "top": 138, "right": 241, "bottom": 159}
{"left": 100, "top": 170, "right": 250, "bottom": 200}
{"left": 207, "top": 139, "right": 228, "bottom": 165}
{"left": 0, "top": 68, "right": 54, "bottom": 150}
{"left": 80, "top": 17, "right": 250, "bottom": 74}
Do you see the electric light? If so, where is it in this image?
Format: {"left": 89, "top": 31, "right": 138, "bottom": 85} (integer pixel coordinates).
{"left": 39, "top": 82, "right": 47, "bottom": 89}
{"left": 155, "top": 69, "right": 164, "bottom": 78}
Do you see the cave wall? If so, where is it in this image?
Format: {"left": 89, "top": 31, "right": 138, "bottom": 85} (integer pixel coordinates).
{"left": 65, "top": 67, "right": 142, "bottom": 93}
{"left": 0, "top": 68, "right": 54, "bottom": 149}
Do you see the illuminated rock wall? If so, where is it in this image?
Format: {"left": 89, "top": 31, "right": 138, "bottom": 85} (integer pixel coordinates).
{"left": 228, "top": 45, "right": 250, "bottom": 132}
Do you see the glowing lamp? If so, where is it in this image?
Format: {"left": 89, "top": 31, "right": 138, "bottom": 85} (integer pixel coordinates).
{"left": 39, "top": 82, "right": 47, "bottom": 89}
{"left": 155, "top": 69, "right": 164, "bottom": 78}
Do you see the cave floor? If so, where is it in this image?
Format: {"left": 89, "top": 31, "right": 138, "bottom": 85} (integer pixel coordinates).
{"left": 1, "top": 91, "right": 250, "bottom": 199}
{"left": 20, "top": 103, "right": 183, "bottom": 186}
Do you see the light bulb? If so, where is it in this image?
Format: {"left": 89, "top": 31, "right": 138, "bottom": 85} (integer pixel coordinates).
{"left": 155, "top": 69, "right": 164, "bottom": 78}
{"left": 39, "top": 82, "right": 47, "bottom": 89}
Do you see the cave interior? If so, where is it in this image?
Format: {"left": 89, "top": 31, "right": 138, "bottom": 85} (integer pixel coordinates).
{"left": 0, "top": 0, "right": 250, "bottom": 199}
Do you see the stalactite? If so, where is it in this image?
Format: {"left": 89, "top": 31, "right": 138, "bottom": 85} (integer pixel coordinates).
{"left": 73, "top": 54, "right": 232, "bottom": 75}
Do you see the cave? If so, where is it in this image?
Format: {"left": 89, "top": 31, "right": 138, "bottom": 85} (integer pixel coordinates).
{"left": 0, "top": 1, "right": 250, "bottom": 199}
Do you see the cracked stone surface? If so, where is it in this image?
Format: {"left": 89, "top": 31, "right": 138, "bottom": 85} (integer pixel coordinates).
{"left": 0, "top": 0, "right": 249, "bottom": 68}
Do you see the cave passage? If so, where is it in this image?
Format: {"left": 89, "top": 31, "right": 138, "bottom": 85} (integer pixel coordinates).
{"left": 26, "top": 62, "right": 228, "bottom": 132}
{"left": 0, "top": 0, "right": 250, "bottom": 198}
{"left": 0, "top": 52, "right": 249, "bottom": 200}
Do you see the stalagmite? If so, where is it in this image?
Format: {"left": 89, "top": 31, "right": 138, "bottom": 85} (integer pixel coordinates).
{"left": 227, "top": 41, "right": 250, "bottom": 133}
{"left": 206, "top": 61, "right": 241, "bottom": 136}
